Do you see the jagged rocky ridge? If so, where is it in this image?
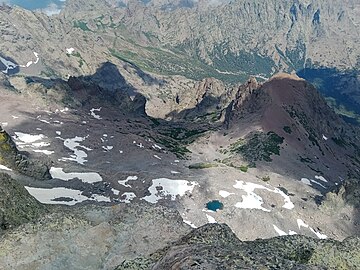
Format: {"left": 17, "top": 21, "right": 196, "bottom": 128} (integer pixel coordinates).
{"left": 118, "top": 223, "right": 360, "bottom": 270}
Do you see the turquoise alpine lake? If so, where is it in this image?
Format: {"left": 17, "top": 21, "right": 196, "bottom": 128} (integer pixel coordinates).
{"left": 206, "top": 200, "right": 224, "bottom": 211}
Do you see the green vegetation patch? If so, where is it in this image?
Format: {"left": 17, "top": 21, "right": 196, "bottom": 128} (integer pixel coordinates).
{"left": 331, "top": 137, "right": 347, "bottom": 148}
{"left": 155, "top": 136, "right": 191, "bottom": 159}
{"left": 230, "top": 131, "right": 284, "bottom": 163}
{"left": 299, "top": 156, "right": 314, "bottom": 163}
{"left": 325, "top": 97, "right": 360, "bottom": 124}
{"left": 159, "top": 127, "right": 207, "bottom": 142}
{"left": 73, "top": 20, "right": 92, "bottom": 31}
{"left": 285, "top": 40, "right": 306, "bottom": 71}
{"left": 152, "top": 126, "right": 209, "bottom": 159}
{"left": 67, "top": 51, "right": 86, "bottom": 68}
{"left": 110, "top": 44, "right": 243, "bottom": 83}
{"left": 188, "top": 163, "right": 218, "bottom": 169}
{"left": 283, "top": 126, "right": 292, "bottom": 134}
{"left": 211, "top": 45, "right": 274, "bottom": 77}
{"left": 239, "top": 165, "right": 248, "bottom": 172}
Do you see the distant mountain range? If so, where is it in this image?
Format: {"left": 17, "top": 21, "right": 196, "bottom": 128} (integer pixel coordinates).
{"left": 1, "top": 0, "right": 359, "bottom": 123}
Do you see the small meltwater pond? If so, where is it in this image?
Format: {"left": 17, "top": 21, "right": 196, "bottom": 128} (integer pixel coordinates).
{"left": 206, "top": 200, "right": 224, "bottom": 211}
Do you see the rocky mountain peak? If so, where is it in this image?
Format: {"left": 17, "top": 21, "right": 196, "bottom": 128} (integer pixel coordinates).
{"left": 223, "top": 73, "right": 360, "bottom": 182}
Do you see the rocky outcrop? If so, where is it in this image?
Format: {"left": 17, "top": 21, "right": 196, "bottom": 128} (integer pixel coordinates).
{"left": 322, "top": 178, "right": 360, "bottom": 210}
{"left": 0, "top": 127, "right": 51, "bottom": 180}
{"left": 0, "top": 203, "right": 190, "bottom": 270}
{"left": 224, "top": 77, "right": 260, "bottom": 128}
{"left": 0, "top": 173, "right": 47, "bottom": 230}
{"left": 171, "top": 77, "right": 238, "bottom": 120}
{"left": 118, "top": 223, "right": 360, "bottom": 269}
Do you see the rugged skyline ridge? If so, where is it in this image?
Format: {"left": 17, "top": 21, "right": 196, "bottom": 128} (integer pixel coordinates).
{"left": 1, "top": 0, "right": 358, "bottom": 121}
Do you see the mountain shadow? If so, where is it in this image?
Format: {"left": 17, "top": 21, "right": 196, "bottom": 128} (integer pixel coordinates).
{"left": 165, "top": 94, "right": 224, "bottom": 122}
{"left": 22, "top": 62, "right": 147, "bottom": 115}
{"left": 297, "top": 67, "right": 360, "bottom": 125}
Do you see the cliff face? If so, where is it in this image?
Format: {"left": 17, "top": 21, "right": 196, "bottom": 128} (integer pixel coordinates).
{"left": 0, "top": 127, "right": 51, "bottom": 180}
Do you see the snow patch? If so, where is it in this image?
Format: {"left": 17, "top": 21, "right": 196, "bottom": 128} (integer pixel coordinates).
{"left": 50, "top": 167, "right": 102, "bottom": 183}
{"left": 273, "top": 188, "right": 295, "bottom": 210}
{"left": 119, "top": 192, "right": 136, "bottom": 203}
{"left": 66, "top": 48, "right": 75, "bottom": 55}
{"left": 273, "top": 225, "right": 287, "bottom": 236}
{"left": 315, "top": 175, "right": 328, "bottom": 182}
{"left": 133, "top": 141, "right": 144, "bottom": 148}
{"left": 219, "top": 190, "right": 234, "bottom": 198}
{"left": 301, "top": 178, "right": 326, "bottom": 189}
{"left": 39, "top": 119, "right": 51, "bottom": 124}
{"left": 32, "top": 142, "right": 50, "bottom": 147}
{"left": 33, "top": 149, "right": 54, "bottom": 155}
{"left": 297, "top": 219, "right": 327, "bottom": 239}
{"left": 25, "top": 186, "right": 110, "bottom": 206}
{"left": 13, "top": 132, "right": 45, "bottom": 144}
{"left": 142, "top": 178, "right": 198, "bottom": 203}
{"left": 90, "top": 108, "right": 102, "bottom": 120}
{"left": 102, "top": 146, "right": 113, "bottom": 151}
{"left": 233, "top": 181, "right": 294, "bottom": 212}
{"left": 19, "top": 52, "right": 40, "bottom": 68}
{"left": 0, "top": 164, "right": 12, "bottom": 171}
{"left": 118, "top": 176, "right": 138, "bottom": 188}
{"left": 273, "top": 225, "right": 298, "bottom": 236}
{"left": 13, "top": 132, "right": 53, "bottom": 153}
{"left": 183, "top": 219, "right": 197, "bottom": 228}
{"left": 152, "top": 144, "right": 162, "bottom": 150}
{"left": 206, "top": 214, "right": 217, "bottom": 224}
{"left": 59, "top": 136, "right": 91, "bottom": 165}
{"left": 301, "top": 178, "right": 312, "bottom": 186}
